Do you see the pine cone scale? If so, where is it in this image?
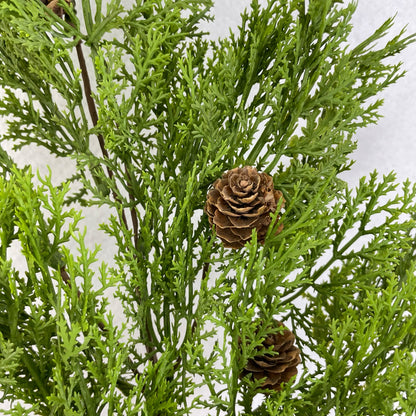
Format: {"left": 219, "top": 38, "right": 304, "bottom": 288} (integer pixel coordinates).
{"left": 225, "top": 202, "right": 257, "bottom": 214}
{"left": 215, "top": 197, "right": 242, "bottom": 217}
{"left": 216, "top": 227, "right": 244, "bottom": 244}
{"left": 212, "top": 211, "right": 234, "bottom": 228}
{"left": 230, "top": 227, "right": 253, "bottom": 240}
{"left": 251, "top": 359, "right": 277, "bottom": 369}
{"left": 227, "top": 214, "right": 259, "bottom": 228}
{"left": 222, "top": 186, "right": 259, "bottom": 204}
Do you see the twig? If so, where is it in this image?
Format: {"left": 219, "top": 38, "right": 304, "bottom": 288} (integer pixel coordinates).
{"left": 75, "top": 40, "right": 107, "bottom": 159}
{"left": 72, "top": 8, "right": 157, "bottom": 367}
{"left": 75, "top": 39, "right": 129, "bottom": 229}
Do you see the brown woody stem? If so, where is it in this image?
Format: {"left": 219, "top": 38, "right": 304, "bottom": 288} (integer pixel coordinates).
{"left": 74, "top": 26, "right": 157, "bottom": 366}
{"left": 75, "top": 40, "right": 108, "bottom": 158}
{"left": 75, "top": 39, "right": 129, "bottom": 229}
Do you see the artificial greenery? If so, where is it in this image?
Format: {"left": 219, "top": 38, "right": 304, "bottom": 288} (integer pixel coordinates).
{"left": 0, "top": 0, "right": 416, "bottom": 414}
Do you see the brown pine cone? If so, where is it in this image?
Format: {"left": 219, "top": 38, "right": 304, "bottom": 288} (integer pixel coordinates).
{"left": 241, "top": 321, "right": 301, "bottom": 392}
{"left": 204, "top": 166, "right": 284, "bottom": 249}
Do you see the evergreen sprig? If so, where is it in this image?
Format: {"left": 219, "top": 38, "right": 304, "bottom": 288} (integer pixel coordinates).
{"left": 0, "top": 0, "right": 415, "bottom": 414}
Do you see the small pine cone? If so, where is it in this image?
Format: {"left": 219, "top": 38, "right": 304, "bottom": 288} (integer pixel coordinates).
{"left": 204, "top": 166, "right": 284, "bottom": 249}
{"left": 241, "top": 321, "right": 301, "bottom": 392}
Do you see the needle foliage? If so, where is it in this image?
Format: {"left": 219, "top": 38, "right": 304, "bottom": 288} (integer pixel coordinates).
{"left": 0, "top": 0, "right": 416, "bottom": 414}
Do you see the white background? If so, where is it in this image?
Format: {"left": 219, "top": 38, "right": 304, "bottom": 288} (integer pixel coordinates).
{"left": 1, "top": 0, "right": 415, "bottom": 414}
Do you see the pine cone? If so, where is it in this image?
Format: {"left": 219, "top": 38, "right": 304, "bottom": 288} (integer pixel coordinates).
{"left": 204, "top": 166, "right": 284, "bottom": 249}
{"left": 241, "top": 321, "right": 301, "bottom": 391}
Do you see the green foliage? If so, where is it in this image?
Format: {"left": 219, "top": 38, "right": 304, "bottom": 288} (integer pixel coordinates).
{"left": 0, "top": 168, "right": 129, "bottom": 415}
{"left": 0, "top": 0, "right": 415, "bottom": 414}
